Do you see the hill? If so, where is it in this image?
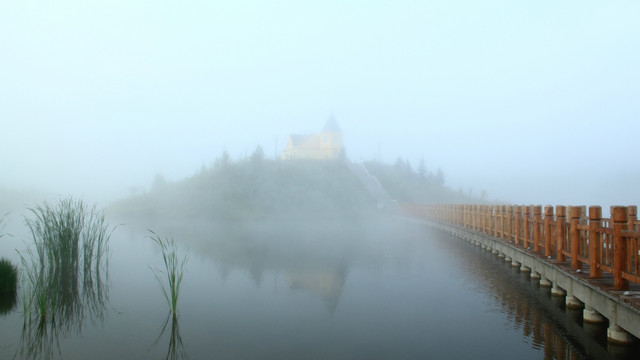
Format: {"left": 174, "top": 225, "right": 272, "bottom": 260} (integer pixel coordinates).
{"left": 109, "top": 157, "right": 376, "bottom": 225}
{"left": 109, "top": 154, "right": 485, "bottom": 227}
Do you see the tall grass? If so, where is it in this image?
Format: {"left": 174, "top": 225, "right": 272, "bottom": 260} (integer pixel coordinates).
{"left": 20, "top": 197, "right": 112, "bottom": 324}
{"left": 0, "top": 214, "right": 19, "bottom": 315}
{"left": 148, "top": 231, "right": 188, "bottom": 315}
{"left": 148, "top": 231, "right": 189, "bottom": 359}
{"left": 0, "top": 258, "right": 18, "bottom": 315}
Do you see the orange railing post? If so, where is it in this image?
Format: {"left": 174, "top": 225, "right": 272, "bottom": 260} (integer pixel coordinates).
{"left": 628, "top": 206, "right": 638, "bottom": 270}
{"left": 588, "top": 206, "right": 602, "bottom": 278}
{"left": 514, "top": 206, "right": 521, "bottom": 245}
{"left": 533, "top": 205, "right": 542, "bottom": 253}
{"left": 491, "top": 205, "right": 497, "bottom": 236}
{"left": 556, "top": 206, "right": 566, "bottom": 261}
{"left": 570, "top": 206, "right": 583, "bottom": 269}
{"left": 523, "top": 205, "right": 531, "bottom": 249}
{"left": 544, "top": 205, "right": 554, "bottom": 257}
{"left": 612, "top": 206, "right": 630, "bottom": 290}
{"left": 629, "top": 205, "right": 638, "bottom": 231}
{"left": 500, "top": 205, "right": 506, "bottom": 239}
{"left": 506, "top": 205, "right": 513, "bottom": 241}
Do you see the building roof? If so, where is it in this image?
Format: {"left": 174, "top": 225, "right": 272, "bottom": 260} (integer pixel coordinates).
{"left": 323, "top": 113, "right": 341, "bottom": 133}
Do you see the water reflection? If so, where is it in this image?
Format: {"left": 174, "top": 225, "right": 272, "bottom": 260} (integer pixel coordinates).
{"left": 152, "top": 313, "right": 189, "bottom": 360}
{"left": 16, "top": 260, "right": 110, "bottom": 360}
{"left": 0, "top": 289, "right": 17, "bottom": 316}
{"left": 115, "top": 216, "right": 640, "bottom": 359}
{"left": 446, "top": 233, "right": 640, "bottom": 360}
{"left": 158, "top": 219, "right": 369, "bottom": 312}
{"left": 16, "top": 317, "right": 62, "bottom": 360}
{"left": 286, "top": 264, "right": 347, "bottom": 313}
{"left": 16, "top": 198, "right": 111, "bottom": 359}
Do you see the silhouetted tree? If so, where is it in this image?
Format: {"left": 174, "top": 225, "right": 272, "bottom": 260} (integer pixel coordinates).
{"left": 418, "top": 158, "right": 427, "bottom": 178}
{"left": 250, "top": 145, "right": 265, "bottom": 166}
{"left": 435, "top": 168, "right": 445, "bottom": 186}
{"left": 215, "top": 149, "right": 231, "bottom": 169}
{"left": 153, "top": 173, "right": 167, "bottom": 190}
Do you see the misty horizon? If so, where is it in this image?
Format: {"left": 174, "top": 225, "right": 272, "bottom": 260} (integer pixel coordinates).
{"left": 2, "top": 1, "right": 639, "bottom": 207}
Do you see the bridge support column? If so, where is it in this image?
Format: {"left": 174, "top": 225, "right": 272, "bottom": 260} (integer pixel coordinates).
{"left": 491, "top": 249, "right": 499, "bottom": 255}
{"left": 551, "top": 284, "right": 566, "bottom": 296}
{"left": 540, "top": 278, "right": 552, "bottom": 287}
{"left": 530, "top": 271, "right": 541, "bottom": 280}
{"left": 498, "top": 253, "right": 506, "bottom": 259}
{"left": 566, "top": 295, "right": 582, "bottom": 309}
{"left": 583, "top": 307, "right": 605, "bottom": 323}
{"left": 608, "top": 325, "right": 634, "bottom": 344}
{"left": 504, "top": 256, "right": 511, "bottom": 262}
{"left": 511, "top": 260, "right": 520, "bottom": 267}
{"left": 520, "top": 265, "right": 531, "bottom": 273}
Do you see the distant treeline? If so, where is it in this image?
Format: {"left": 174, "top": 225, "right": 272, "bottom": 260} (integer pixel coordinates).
{"left": 108, "top": 147, "right": 485, "bottom": 226}
{"left": 109, "top": 151, "right": 375, "bottom": 224}
{"left": 364, "top": 159, "right": 482, "bottom": 204}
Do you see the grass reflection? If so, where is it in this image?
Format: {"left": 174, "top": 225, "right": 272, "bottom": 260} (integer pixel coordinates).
{"left": 15, "top": 317, "right": 62, "bottom": 360}
{"left": 151, "top": 313, "right": 189, "bottom": 360}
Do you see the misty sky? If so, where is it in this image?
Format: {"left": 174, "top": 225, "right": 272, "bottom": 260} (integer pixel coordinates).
{"left": 1, "top": 1, "right": 639, "bottom": 207}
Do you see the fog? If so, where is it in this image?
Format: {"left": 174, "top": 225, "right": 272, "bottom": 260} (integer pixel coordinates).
{"left": 1, "top": 1, "right": 639, "bottom": 208}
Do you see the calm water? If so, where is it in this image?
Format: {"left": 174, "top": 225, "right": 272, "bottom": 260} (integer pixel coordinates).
{"left": 0, "top": 215, "right": 638, "bottom": 359}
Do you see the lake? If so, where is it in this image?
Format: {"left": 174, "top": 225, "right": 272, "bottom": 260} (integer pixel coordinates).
{"left": 1, "top": 214, "right": 638, "bottom": 359}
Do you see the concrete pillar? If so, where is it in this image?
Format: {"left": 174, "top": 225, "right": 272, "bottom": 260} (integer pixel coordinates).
{"left": 504, "top": 256, "right": 512, "bottom": 262}
{"left": 530, "top": 271, "right": 541, "bottom": 280}
{"left": 565, "top": 295, "right": 582, "bottom": 309}
{"left": 608, "top": 325, "right": 634, "bottom": 344}
{"left": 551, "top": 284, "right": 566, "bottom": 297}
{"left": 539, "top": 278, "right": 552, "bottom": 287}
{"left": 583, "top": 306, "right": 605, "bottom": 323}
{"left": 498, "top": 253, "right": 506, "bottom": 259}
{"left": 520, "top": 264, "right": 531, "bottom": 273}
{"left": 511, "top": 260, "right": 520, "bottom": 267}
{"left": 491, "top": 249, "right": 499, "bottom": 255}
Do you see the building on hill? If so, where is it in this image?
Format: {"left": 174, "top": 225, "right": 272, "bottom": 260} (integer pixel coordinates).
{"left": 280, "top": 114, "right": 344, "bottom": 160}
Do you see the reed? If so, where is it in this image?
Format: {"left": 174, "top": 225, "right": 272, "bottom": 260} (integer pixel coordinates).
{"left": 149, "top": 231, "right": 188, "bottom": 315}
{"left": 20, "top": 197, "right": 112, "bottom": 322}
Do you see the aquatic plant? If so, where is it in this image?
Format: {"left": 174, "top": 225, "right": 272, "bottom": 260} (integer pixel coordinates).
{"left": 0, "top": 258, "right": 18, "bottom": 294}
{"left": 0, "top": 258, "right": 19, "bottom": 315}
{"left": 149, "top": 231, "right": 188, "bottom": 315}
{"left": 20, "top": 197, "right": 112, "bottom": 323}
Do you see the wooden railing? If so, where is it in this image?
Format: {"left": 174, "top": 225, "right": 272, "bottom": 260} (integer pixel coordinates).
{"left": 398, "top": 203, "right": 640, "bottom": 290}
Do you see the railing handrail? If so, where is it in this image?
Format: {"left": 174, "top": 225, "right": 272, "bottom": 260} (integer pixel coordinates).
{"left": 398, "top": 203, "right": 640, "bottom": 290}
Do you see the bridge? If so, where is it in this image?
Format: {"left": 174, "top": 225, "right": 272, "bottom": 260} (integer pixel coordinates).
{"left": 398, "top": 203, "right": 640, "bottom": 345}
